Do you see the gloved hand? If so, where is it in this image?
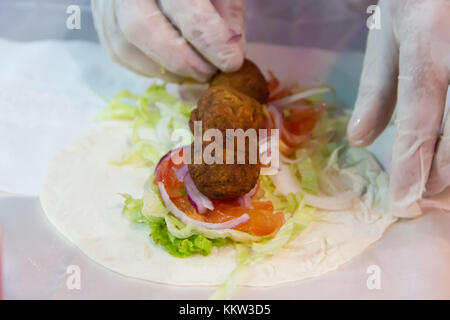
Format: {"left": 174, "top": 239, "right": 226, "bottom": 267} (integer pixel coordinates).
{"left": 91, "top": 0, "right": 246, "bottom": 82}
{"left": 347, "top": 0, "right": 450, "bottom": 217}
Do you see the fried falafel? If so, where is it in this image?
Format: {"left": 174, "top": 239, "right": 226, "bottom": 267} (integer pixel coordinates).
{"left": 210, "top": 59, "right": 269, "bottom": 104}
{"left": 187, "top": 61, "right": 267, "bottom": 200}
{"left": 189, "top": 86, "right": 263, "bottom": 134}
{"left": 188, "top": 141, "right": 260, "bottom": 200}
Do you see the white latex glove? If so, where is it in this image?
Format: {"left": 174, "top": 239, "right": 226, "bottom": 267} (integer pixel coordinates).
{"left": 347, "top": 0, "right": 450, "bottom": 218}
{"left": 91, "top": 0, "right": 246, "bottom": 82}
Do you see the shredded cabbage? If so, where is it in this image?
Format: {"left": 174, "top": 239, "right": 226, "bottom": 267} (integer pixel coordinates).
{"left": 251, "top": 200, "right": 315, "bottom": 261}
{"left": 120, "top": 193, "right": 146, "bottom": 224}
{"left": 290, "top": 150, "right": 319, "bottom": 195}
{"left": 121, "top": 193, "right": 228, "bottom": 258}
{"left": 209, "top": 244, "right": 250, "bottom": 300}
{"left": 210, "top": 191, "right": 316, "bottom": 300}
{"left": 147, "top": 217, "right": 228, "bottom": 258}
{"left": 99, "top": 83, "right": 193, "bottom": 167}
{"left": 281, "top": 108, "right": 351, "bottom": 199}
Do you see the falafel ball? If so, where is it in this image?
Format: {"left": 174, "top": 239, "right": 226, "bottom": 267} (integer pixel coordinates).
{"left": 188, "top": 141, "right": 260, "bottom": 200}
{"left": 210, "top": 59, "right": 269, "bottom": 104}
{"left": 189, "top": 86, "right": 263, "bottom": 134}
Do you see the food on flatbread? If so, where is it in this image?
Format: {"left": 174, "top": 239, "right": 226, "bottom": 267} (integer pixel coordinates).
{"left": 41, "top": 66, "right": 396, "bottom": 300}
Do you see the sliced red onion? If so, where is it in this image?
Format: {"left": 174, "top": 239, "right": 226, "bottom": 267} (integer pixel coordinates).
{"left": 172, "top": 164, "right": 188, "bottom": 182}
{"left": 158, "top": 182, "right": 249, "bottom": 230}
{"left": 268, "top": 105, "right": 282, "bottom": 129}
{"left": 237, "top": 184, "right": 258, "bottom": 209}
{"left": 171, "top": 163, "right": 214, "bottom": 214}
{"left": 268, "top": 104, "right": 310, "bottom": 146}
{"left": 271, "top": 88, "right": 330, "bottom": 106}
{"left": 183, "top": 170, "right": 214, "bottom": 214}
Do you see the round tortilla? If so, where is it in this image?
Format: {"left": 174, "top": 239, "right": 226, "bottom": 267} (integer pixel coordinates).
{"left": 41, "top": 121, "right": 396, "bottom": 286}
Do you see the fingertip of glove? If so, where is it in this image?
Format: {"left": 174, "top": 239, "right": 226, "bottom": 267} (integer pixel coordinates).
{"left": 390, "top": 199, "right": 423, "bottom": 219}
{"left": 216, "top": 47, "right": 245, "bottom": 73}
{"left": 347, "top": 116, "right": 375, "bottom": 147}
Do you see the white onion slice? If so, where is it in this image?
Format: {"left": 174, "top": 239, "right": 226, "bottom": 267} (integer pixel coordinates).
{"left": 237, "top": 185, "right": 258, "bottom": 209}
{"left": 183, "top": 170, "right": 214, "bottom": 214}
{"left": 172, "top": 165, "right": 188, "bottom": 182}
{"left": 172, "top": 164, "right": 214, "bottom": 214}
{"left": 280, "top": 154, "right": 302, "bottom": 164}
{"left": 268, "top": 105, "right": 282, "bottom": 129}
{"left": 157, "top": 182, "right": 250, "bottom": 230}
{"left": 271, "top": 88, "right": 330, "bottom": 106}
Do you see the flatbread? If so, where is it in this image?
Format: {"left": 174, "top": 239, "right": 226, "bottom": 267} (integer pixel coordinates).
{"left": 41, "top": 120, "right": 396, "bottom": 286}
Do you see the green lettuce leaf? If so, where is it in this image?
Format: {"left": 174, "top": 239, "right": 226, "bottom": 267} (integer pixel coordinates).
{"left": 121, "top": 193, "right": 228, "bottom": 258}
{"left": 147, "top": 217, "right": 228, "bottom": 258}
{"left": 142, "top": 187, "right": 267, "bottom": 243}
{"left": 120, "top": 193, "right": 146, "bottom": 224}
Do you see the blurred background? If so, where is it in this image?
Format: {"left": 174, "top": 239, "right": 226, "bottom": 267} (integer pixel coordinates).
{"left": 0, "top": 0, "right": 371, "bottom": 50}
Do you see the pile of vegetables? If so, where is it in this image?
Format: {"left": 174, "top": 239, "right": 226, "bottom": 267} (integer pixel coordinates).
{"left": 98, "top": 76, "right": 375, "bottom": 298}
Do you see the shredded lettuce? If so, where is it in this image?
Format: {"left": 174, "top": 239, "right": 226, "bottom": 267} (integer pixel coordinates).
{"left": 120, "top": 193, "right": 146, "bottom": 224}
{"left": 210, "top": 191, "right": 316, "bottom": 300}
{"left": 209, "top": 244, "right": 250, "bottom": 300}
{"left": 142, "top": 188, "right": 266, "bottom": 243}
{"left": 148, "top": 217, "right": 228, "bottom": 258}
{"left": 290, "top": 151, "right": 319, "bottom": 195}
{"left": 99, "top": 83, "right": 193, "bottom": 167}
{"left": 260, "top": 176, "right": 300, "bottom": 213}
{"left": 162, "top": 212, "right": 264, "bottom": 242}
{"left": 121, "top": 193, "right": 228, "bottom": 258}
{"left": 281, "top": 108, "right": 350, "bottom": 197}
{"left": 141, "top": 181, "right": 169, "bottom": 218}
{"left": 98, "top": 90, "right": 141, "bottom": 120}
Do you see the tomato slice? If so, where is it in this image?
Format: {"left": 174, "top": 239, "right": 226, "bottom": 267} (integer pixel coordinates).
{"left": 280, "top": 107, "right": 323, "bottom": 149}
{"left": 284, "top": 108, "right": 322, "bottom": 134}
{"left": 154, "top": 149, "right": 187, "bottom": 198}
{"left": 154, "top": 150, "right": 285, "bottom": 236}
{"left": 209, "top": 201, "right": 284, "bottom": 236}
